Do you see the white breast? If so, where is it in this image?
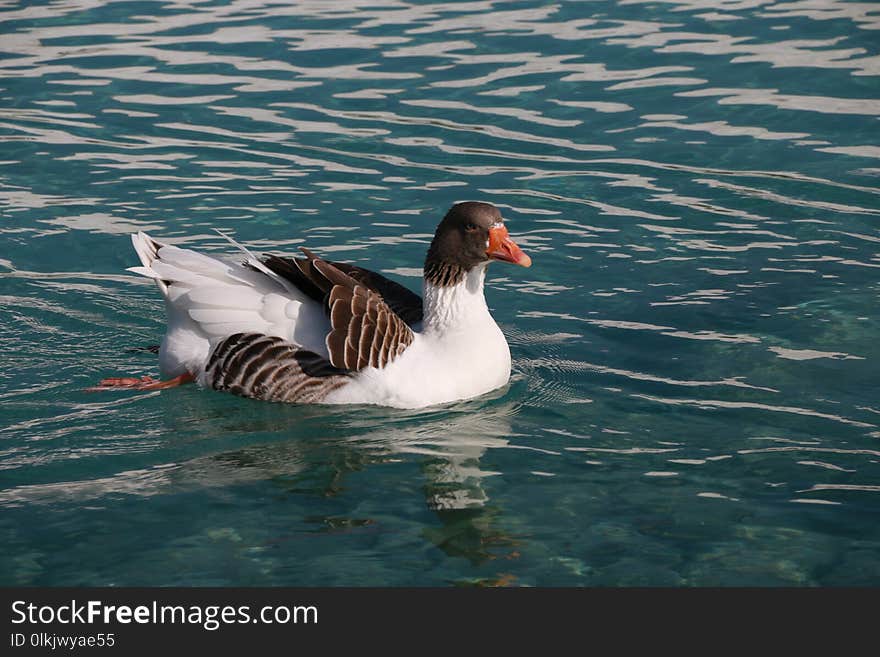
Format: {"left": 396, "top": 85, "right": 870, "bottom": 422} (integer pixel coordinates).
{"left": 325, "top": 322, "right": 511, "bottom": 408}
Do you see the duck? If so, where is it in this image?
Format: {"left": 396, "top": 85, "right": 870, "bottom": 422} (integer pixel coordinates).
{"left": 93, "top": 201, "right": 532, "bottom": 409}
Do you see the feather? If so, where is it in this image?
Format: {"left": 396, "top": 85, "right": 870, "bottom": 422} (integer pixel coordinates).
{"left": 203, "top": 333, "right": 349, "bottom": 404}
{"left": 186, "top": 286, "right": 264, "bottom": 311}
{"left": 197, "top": 320, "right": 273, "bottom": 338}
{"left": 213, "top": 229, "right": 295, "bottom": 295}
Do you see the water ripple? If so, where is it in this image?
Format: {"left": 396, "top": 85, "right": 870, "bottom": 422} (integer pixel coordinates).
{"left": 1, "top": 0, "right": 879, "bottom": 586}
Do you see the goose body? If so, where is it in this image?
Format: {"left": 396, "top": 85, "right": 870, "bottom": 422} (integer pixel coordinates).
{"left": 114, "top": 202, "right": 531, "bottom": 409}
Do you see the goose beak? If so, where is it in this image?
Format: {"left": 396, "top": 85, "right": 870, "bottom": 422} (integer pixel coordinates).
{"left": 487, "top": 223, "right": 531, "bottom": 267}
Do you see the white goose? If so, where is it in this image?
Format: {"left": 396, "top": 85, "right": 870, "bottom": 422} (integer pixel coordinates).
{"left": 94, "top": 201, "right": 531, "bottom": 409}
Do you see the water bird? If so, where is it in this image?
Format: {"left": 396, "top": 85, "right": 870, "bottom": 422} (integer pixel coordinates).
{"left": 93, "top": 201, "right": 532, "bottom": 408}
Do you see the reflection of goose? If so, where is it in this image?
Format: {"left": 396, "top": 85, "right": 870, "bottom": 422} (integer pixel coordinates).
{"left": 95, "top": 202, "right": 531, "bottom": 409}
{"left": 359, "top": 394, "right": 514, "bottom": 511}
{"left": 0, "top": 391, "right": 518, "bottom": 585}
{"left": 0, "top": 397, "right": 515, "bottom": 511}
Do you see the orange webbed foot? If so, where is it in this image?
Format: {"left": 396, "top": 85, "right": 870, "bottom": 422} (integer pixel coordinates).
{"left": 86, "top": 373, "right": 194, "bottom": 392}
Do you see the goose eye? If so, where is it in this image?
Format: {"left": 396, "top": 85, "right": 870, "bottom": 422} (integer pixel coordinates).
{"left": 465, "top": 222, "right": 477, "bottom": 232}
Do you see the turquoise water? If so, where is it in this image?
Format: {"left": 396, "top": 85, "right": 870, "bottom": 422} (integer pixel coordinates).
{"left": 1, "top": 0, "right": 879, "bottom": 586}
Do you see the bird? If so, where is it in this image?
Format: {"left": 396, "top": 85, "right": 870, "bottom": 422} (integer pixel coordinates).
{"left": 92, "top": 201, "right": 532, "bottom": 409}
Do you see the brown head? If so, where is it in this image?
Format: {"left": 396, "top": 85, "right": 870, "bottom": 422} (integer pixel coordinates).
{"left": 424, "top": 201, "right": 531, "bottom": 287}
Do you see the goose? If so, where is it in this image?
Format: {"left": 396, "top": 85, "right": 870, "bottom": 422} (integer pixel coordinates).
{"left": 93, "top": 201, "right": 532, "bottom": 409}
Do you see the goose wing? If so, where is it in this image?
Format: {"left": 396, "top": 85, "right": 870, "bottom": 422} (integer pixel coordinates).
{"left": 264, "top": 248, "right": 416, "bottom": 371}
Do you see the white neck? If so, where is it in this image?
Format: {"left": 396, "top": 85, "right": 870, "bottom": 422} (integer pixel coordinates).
{"left": 422, "top": 263, "right": 491, "bottom": 334}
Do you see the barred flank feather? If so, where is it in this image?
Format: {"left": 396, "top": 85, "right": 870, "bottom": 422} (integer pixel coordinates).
{"left": 204, "top": 333, "right": 349, "bottom": 403}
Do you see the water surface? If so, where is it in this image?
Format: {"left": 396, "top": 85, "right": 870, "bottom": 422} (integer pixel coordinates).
{"left": 1, "top": 0, "right": 879, "bottom": 586}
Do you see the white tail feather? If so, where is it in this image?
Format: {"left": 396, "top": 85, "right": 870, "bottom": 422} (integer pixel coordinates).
{"left": 130, "top": 232, "right": 168, "bottom": 293}
{"left": 126, "top": 266, "right": 160, "bottom": 279}
{"left": 212, "top": 229, "right": 296, "bottom": 295}
{"left": 124, "top": 230, "right": 328, "bottom": 376}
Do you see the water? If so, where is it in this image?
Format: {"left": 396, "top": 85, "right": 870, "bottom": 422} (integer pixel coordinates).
{"left": 1, "top": 0, "right": 878, "bottom": 587}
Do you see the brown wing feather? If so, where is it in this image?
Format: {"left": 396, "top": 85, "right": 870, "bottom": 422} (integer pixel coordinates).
{"left": 329, "top": 260, "right": 423, "bottom": 325}
{"left": 371, "top": 310, "right": 387, "bottom": 369}
{"left": 260, "top": 251, "right": 423, "bottom": 326}
{"left": 297, "top": 257, "right": 414, "bottom": 371}
{"left": 255, "top": 249, "right": 417, "bottom": 372}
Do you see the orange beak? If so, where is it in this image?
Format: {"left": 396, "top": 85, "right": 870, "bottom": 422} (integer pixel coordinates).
{"left": 487, "top": 223, "right": 531, "bottom": 267}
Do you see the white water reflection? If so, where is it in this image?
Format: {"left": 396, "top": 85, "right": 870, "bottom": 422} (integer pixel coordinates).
{"left": 678, "top": 88, "right": 880, "bottom": 116}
